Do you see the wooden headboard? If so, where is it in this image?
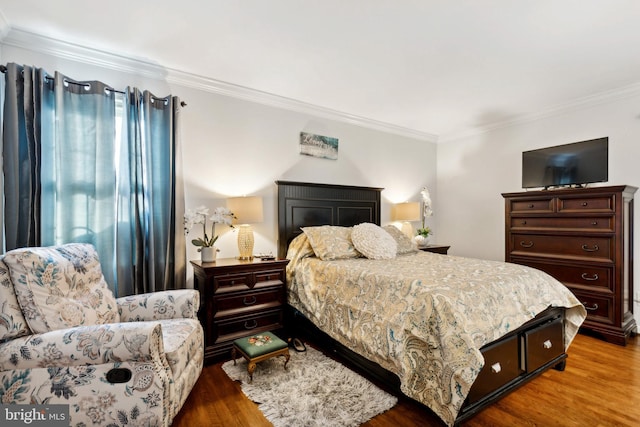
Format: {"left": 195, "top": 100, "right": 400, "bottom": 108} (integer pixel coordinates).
{"left": 276, "top": 181, "right": 383, "bottom": 258}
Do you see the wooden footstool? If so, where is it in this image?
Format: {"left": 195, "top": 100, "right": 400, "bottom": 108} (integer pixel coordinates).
{"left": 231, "top": 332, "right": 290, "bottom": 382}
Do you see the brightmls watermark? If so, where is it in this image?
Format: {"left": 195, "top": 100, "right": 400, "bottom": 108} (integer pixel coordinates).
{"left": 1, "top": 405, "right": 69, "bottom": 426}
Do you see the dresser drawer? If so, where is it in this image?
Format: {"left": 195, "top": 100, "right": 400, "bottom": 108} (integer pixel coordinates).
{"left": 214, "top": 309, "right": 284, "bottom": 344}
{"left": 509, "top": 198, "right": 554, "bottom": 214}
{"left": 523, "top": 316, "right": 564, "bottom": 373}
{"left": 510, "top": 258, "right": 613, "bottom": 292}
{"left": 558, "top": 195, "right": 614, "bottom": 213}
{"left": 214, "top": 287, "right": 284, "bottom": 318}
{"left": 571, "top": 290, "right": 613, "bottom": 324}
{"left": 467, "top": 334, "right": 520, "bottom": 404}
{"left": 510, "top": 234, "right": 613, "bottom": 262}
{"left": 510, "top": 216, "right": 613, "bottom": 232}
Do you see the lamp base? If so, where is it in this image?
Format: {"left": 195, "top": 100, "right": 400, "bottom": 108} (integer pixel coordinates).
{"left": 237, "top": 224, "right": 255, "bottom": 260}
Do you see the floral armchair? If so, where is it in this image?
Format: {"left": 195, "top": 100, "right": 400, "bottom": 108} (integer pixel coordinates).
{"left": 0, "top": 243, "right": 203, "bottom": 426}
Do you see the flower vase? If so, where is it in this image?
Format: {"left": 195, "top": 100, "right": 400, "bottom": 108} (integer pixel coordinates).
{"left": 415, "top": 235, "right": 430, "bottom": 248}
{"left": 201, "top": 247, "right": 217, "bottom": 263}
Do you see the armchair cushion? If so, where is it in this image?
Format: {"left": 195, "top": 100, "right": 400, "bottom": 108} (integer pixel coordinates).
{"left": 0, "top": 257, "right": 31, "bottom": 342}
{"left": 3, "top": 243, "right": 119, "bottom": 334}
{"left": 117, "top": 289, "right": 200, "bottom": 322}
{"left": 157, "top": 318, "right": 203, "bottom": 381}
{"left": 0, "top": 322, "right": 166, "bottom": 370}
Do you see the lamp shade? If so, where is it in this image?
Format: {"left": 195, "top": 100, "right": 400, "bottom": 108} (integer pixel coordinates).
{"left": 392, "top": 202, "right": 420, "bottom": 222}
{"left": 228, "top": 196, "right": 264, "bottom": 224}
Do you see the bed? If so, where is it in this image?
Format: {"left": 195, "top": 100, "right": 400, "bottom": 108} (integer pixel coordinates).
{"left": 276, "top": 180, "right": 587, "bottom": 426}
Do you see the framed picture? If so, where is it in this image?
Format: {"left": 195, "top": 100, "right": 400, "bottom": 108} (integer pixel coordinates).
{"left": 300, "top": 132, "right": 339, "bottom": 160}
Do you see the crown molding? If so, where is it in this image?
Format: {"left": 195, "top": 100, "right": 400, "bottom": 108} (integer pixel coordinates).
{"left": 439, "top": 81, "right": 640, "bottom": 143}
{"left": 0, "top": 27, "right": 438, "bottom": 143}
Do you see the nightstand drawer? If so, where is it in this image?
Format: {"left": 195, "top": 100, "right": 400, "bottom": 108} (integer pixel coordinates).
{"left": 215, "top": 309, "right": 284, "bottom": 343}
{"left": 255, "top": 269, "right": 286, "bottom": 285}
{"left": 215, "top": 288, "right": 285, "bottom": 317}
{"left": 215, "top": 273, "right": 252, "bottom": 291}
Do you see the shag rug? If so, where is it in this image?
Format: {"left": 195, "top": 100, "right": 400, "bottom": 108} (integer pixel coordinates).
{"left": 222, "top": 346, "right": 398, "bottom": 427}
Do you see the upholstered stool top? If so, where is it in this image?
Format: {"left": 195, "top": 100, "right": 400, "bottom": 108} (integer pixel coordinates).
{"left": 233, "top": 331, "right": 287, "bottom": 358}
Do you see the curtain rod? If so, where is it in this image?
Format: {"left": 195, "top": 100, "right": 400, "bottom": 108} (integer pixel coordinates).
{"left": 0, "top": 64, "right": 187, "bottom": 107}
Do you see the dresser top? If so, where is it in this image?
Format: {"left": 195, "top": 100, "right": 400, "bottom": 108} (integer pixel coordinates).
{"left": 502, "top": 184, "right": 637, "bottom": 198}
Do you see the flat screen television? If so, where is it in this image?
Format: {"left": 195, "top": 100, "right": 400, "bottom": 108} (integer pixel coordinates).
{"left": 522, "top": 137, "right": 608, "bottom": 189}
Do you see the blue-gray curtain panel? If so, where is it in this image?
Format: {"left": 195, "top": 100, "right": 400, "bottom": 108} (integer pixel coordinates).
{"left": 1, "top": 64, "right": 50, "bottom": 249}
{"left": 1, "top": 63, "right": 186, "bottom": 296}
{"left": 125, "top": 88, "right": 186, "bottom": 295}
{"left": 39, "top": 72, "right": 119, "bottom": 289}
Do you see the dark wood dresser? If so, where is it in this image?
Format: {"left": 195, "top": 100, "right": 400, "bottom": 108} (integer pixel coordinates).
{"left": 190, "top": 257, "right": 289, "bottom": 362}
{"left": 502, "top": 185, "right": 637, "bottom": 345}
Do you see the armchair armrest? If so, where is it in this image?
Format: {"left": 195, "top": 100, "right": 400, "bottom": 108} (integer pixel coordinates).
{"left": 117, "top": 289, "right": 200, "bottom": 322}
{"left": 0, "top": 322, "right": 165, "bottom": 371}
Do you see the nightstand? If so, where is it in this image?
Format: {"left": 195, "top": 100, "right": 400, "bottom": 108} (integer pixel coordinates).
{"left": 419, "top": 244, "right": 450, "bottom": 255}
{"left": 190, "top": 257, "right": 289, "bottom": 363}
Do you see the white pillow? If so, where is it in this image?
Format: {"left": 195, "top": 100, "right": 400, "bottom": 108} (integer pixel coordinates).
{"left": 351, "top": 223, "right": 397, "bottom": 260}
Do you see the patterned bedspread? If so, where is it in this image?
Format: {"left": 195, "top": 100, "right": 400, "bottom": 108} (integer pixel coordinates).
{"left": 286, "top": 234, "right": 586, "bottom": 426}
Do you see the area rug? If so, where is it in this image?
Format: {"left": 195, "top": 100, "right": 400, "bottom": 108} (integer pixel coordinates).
{"left": 222, "top": 346, "right": 398, "bottom": 427}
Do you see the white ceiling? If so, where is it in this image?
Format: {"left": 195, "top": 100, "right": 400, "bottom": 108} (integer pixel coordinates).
{"left": 1, "top": 0, "right": 640, "bottom": 141}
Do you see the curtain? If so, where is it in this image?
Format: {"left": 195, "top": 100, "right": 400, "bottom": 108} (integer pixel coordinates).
{"left": 125, "top": 88, "right": 186, "bottom": 295}
{"left": 2, "top": 64, "right": 50, "bottom": 249}
{"left": 2, "top": 63, "right": 186, "bottom": 296}
{"left": 40, "top": 72, "right": 119, "bottom": 288}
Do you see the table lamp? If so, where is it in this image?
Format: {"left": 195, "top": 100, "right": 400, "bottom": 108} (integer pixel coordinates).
{"left": 392, "top": 202, "right": 420, "bottom": 238}
{"left": 227, "top": 196, "right": 264, "bottom": 260}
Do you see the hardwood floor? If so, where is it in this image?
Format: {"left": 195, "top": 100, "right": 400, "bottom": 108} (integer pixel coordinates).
{"left": 173, "top": 333, "right": 640, "bottom": 426}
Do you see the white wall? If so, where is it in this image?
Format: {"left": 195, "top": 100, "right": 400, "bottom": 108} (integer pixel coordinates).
{"left": 437, "top": 93, "right": 640, "bottom": 320}
{"left": 0, "top": 42, "right": 437, "bottom": 283}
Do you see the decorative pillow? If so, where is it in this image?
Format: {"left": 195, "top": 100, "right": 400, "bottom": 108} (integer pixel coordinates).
{"left": 383, "top": 225, "right": 418, "bottom": 255}
{"left": 286, "top": 233, "right": 316, "bottom": 261}
{"left": 3, "top": 243, "right": 120, "bottom": 334}
{"left": 351, "top": 223, "right": 397, "bottom": 260}
{"left": 0, "top": 257, "right": 31, "bottom": 342}
{"left": 301, "top": 226, "right": 361, "bottom": 260}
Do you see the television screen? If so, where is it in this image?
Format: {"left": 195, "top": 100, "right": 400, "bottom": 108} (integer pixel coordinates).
{"left": 522, "top": 137, "right": 608, "bottom": 189}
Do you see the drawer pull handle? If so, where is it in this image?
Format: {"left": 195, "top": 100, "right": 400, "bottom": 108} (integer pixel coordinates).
{"left": 581, "top": 273, "right": 599, "bottom": 281}
{"left": 243, "top": 296, "right": 257, "bottom": 305}
{"left": 520, "top": 241, "right": 534, "bottom": 248}
{"left": 581, "top": 244, "right": 599, "bottom": 252}
{"left": 591, "top": 221, "right": 598, "bottom": 226}
{"left": 528, "top": 204, "right": 535, "bottom": 209}
{"left": 521, "top": 220, "right": 527, "bottom": 225}
{"left": 543, "top": 340, "right": 553, "bottom": 349}
{"left": 582, "top": 202, "right": 588, "bottom": 207}
{"left": 244, "top": 320, "right": 258, "bottom": 330}
{"left": 583, "top": 302, "right": 599, "bottom": 311}
{"left": 491, "top": 362, "right": 502, "bottom": 374}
